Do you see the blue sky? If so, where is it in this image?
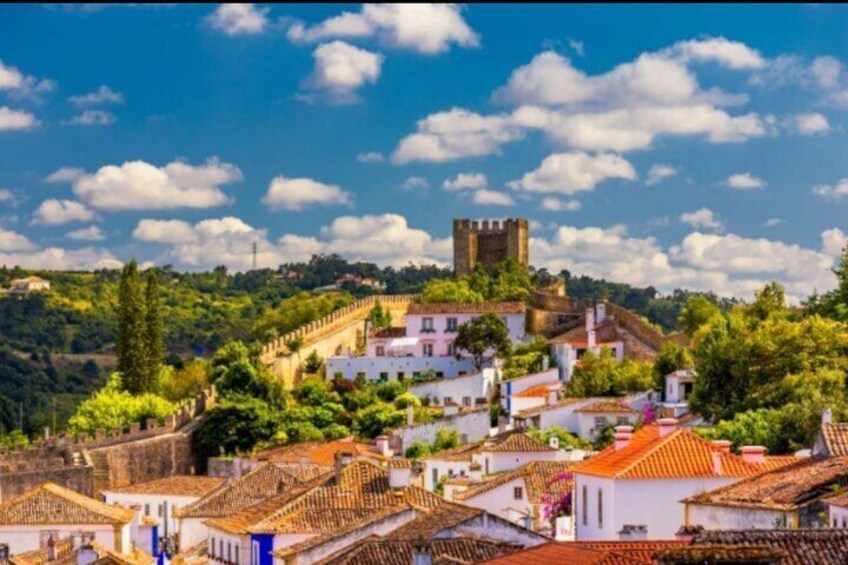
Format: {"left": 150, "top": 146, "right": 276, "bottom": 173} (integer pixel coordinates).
{"left": 1, "top": 4, "right": 848, "bottom": 300}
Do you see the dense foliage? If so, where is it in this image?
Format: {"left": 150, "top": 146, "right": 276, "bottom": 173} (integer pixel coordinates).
{"left": 454, "top": 313, "right": 511, "bottom": 370}
{"left": 567, "top": 348, "right": 654, "bottom": 397}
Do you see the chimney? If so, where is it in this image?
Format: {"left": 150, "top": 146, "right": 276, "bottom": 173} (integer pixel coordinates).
{"left": 335, "top": 450, "right": 353, "bottom": 482}
{"left": 712, "top": 450, "right": 722, "bottom": 476}
{"left": 497, "top": 416, "right": 507, "bottom": 435}
{"left": 596, "top": 303, "right": 607, "bottom": 324}
{"left": 542, "top": 356, "right": 550, "bottom": 371}
{"left": 618, "top": 525, "right": 647, "bottom": 541}
{"left": 549, "top": 435, "right": 560, "bottom": 450}
{"left": 823, "top": 407, "right": 833, "bottom": 425}
{"left": 411, "top": 540, "right": 432, "bottom": 565}
{"left": 614, "top": 425, "right": 633, "bottom": 450}
{"left": 376, "top": 435, "right": 392, "bottom": 457}
{"left": 585, "top": 307, "right": 595, "bottom": 333}
{"left": 407, "top": 404, "right": 415, "bottom": 426}
{"left": 389, "top": 463, "right": 412, "bottom": 489}
{"left": 469, "top": 462, "right": 483, "bottom": 484}
{"left": 740, "top": 445, "right": 767, "bottom": 464}
{"left": 711, "top": 440, "right": 732, "bottom": 454}
{"left": 547, "top": 384, "right": 561, "bottom": 406}
{"left": 657, "top": 418, "right": 678, "bottom": 437}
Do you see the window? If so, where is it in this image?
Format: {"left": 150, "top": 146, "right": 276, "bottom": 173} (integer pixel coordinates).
{"left": 227, "top": 543, "right": 232, "bottom": 563}
{"left": 485, "top": 458, "right": 490, "bottom": 475}
{"left": 598, "top": 488, "right": 603, "bottom": 528}
{"left": 397, "top": 372, "right": 405, "bottom": 380}
{"left": 843, "top": 516, "right": 847, "bottom": 528}
{"left": 220, "top": 540, "right": 224, "bottom": 560}
{"left": 463, "top": 396, "right": 471, "bottom": 407}
{"left": 582, "top": 486, "right": 588, "bottom": 526}
{"left": 210, "top": 538, "right": 216, "bottom": 558}
{"left": 432, "top": 468, "right": 439, "bottom": 486}
{"left": 436, "top": 371, "right": 444, "bottom": 378}
{"left": 234, "top": 545, "right": 240, "bottom": 565}
{"left": 355, "top": 372, "right": 366, "bottom": 381}
{"left": 158, "top": 504, "right": 164, "bottom": 517}
{"left": 422, "top": 317, "right": 434, "bottom": 332}
{"left": 423, "top": 343, "right": 434, "bottom": 357}
{"left": 413, "top": 372, "right": 421, "bottom": 380}
{"left": 379, "top": 372, "right": 389, "bottom": 383}
{"left": 448, "top": 468, "right": 454, "bottom": 478}
{"left": 444, "top": 396, "right": 453, "bottom": 405}
{"left": 376, "top": 346, "right": 385, "bottom": 357}
{"left": 144, "top": 504, "right": 150, "bottom": 516}
{"left": 513, "top": 487, "right": 523, "bottom": 500}
{"left": 594, "top": 416, "right": 608, "bottom": 430}
{"left": 616, "top": 416, "right": 629, "bottom": 425}
{"left": 446, "top": 317, "right": 458, "bottom": 332}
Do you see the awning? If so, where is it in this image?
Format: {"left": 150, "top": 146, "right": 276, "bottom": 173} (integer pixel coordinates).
{"left": 388, "top": 337, "right": 419, "bottom": 348}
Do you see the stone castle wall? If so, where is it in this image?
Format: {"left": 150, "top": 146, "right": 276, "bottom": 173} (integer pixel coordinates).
{"left": 260, "top": 295, "right": 416, "bottom": 388}
{"left": 453, "top": 218, "right": 529, "bottom": 277}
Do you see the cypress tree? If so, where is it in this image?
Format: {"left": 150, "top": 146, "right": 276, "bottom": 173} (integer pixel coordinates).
{"left": 117, "top": 260, "right": 147, "bottom": 394}
{"left": 143, "top": 268, "right": 165, "bottom": 392}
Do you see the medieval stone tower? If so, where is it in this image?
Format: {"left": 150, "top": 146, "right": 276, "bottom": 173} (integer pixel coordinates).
{"left": 453, "top": 218, "right": 529, "bottom": 277}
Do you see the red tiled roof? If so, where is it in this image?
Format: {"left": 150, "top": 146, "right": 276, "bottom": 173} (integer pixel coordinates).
{"left": 104, "top": 476, "right": 224, "bottom": 497}
{"left": 369, "top": 327, "right": 407, "bottom": 339}
{"left": 407, "top": 302, "right": 526, "bottom": 315}
{"left": 820, "top": 423, "right": 848, "bottom": 456}
{"left": 252, "top": 437, "right": 387, "bottom": 466}
{"left": 479, "top": 540, "right": 686, "bottom": 564}
{"left": 572, "top": 425, "right": 765, "bottom": 479}
{"left": 575, "top": 400, "right": 639, "bottom": 414}
{"left": 691, "top": 529, "right": 848, "bottom": 565}
{"left": 0, "top": 483, "right": 135, "bottom": 526}
{"left": 513, "top": 383, "right": 559, "bottom": 398}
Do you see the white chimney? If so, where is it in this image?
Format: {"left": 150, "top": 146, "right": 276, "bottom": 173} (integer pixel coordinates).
{"left": 547, "top": 385, "right": 560, "bottom": 406}
{"left": 542, "top": 356, "right": 550, "bottom": 371}
{"left": 585, "top": 307, "right": 595, "bottom": 333}
{"left": 335, "top": 450, "right": 354, "bottom": 482}
{"left": 389, "top": 464, "right": 412, "bottom": 489}
{"left": 412, "top": 541, "right": 432, "bottom": 565}
{"left": 712, "top": 440, "right": 732, "bottom": 454}
{"left": 712, "top": 451, "right": 722, "bottom": 476}
{"left": 549, "top": 435, "right": 560, "bottom": 450}
{"left": 469, "top": 462, "right": 483, "bottom": 484}
{"left": 657, "top": 418, "right": 678, "bottom": 437}
{"left": 823, "top": 407, "right": 833, "bottom": 425}
{"left": 614, "top": 425, "right": 633, "bottom": 450}
{"left": 740, "top": 445, "right": 767, "bottom": 464}
{"left": 618, "top": 525, "right": 647, "bottom": 541}
{"left": 596, "top": 303, "right": 607, "bottom": 325}
{"left": 376, "top": 435, "right": 392, "bottom": 457}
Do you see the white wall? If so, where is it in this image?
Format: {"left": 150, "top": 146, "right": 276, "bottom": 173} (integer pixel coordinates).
{"left": 423, "top": 460, "right": 472, "bottom": 491}
{"left": 406, "top": 313, "right": 525, "bottom": 350}
{"left": 326, "top": 355, "right": 477, "bottom": 382}
{"left": 448, "top": 477, "right": 531, "bottom": 526}
{"left": 500, "top": 369, "right": 560, "bottom": 415}
{"left": 576, "top": 412, "right": 639, "bottom": 441}
{"left": 103, "top": 492, "right": 199, "bottom": 540}
{"left": 178, "top": 517, "right": 208, "bottom": 550}
{"left": 474, "top": 450, "right": 560, "bottom": 475}
{"left": 0, "top": 524, "right": 120, "bottom": 555}
{"left": 687, "top": 503, "right": 791, "bottom": 530}
{"left": 208, "top": 528, "right": 249, "bottom": 565}
{"left": 391, "top": 409, "right": 490, "bottom": 453}
{"left": 830, "top": 505, "right": 848, "bottom": 528}
{"left": 408, "top": 369, "right": 498, "bottom": 406}
{"left": 574, "top": 475, "right": 737, "bottom": 541}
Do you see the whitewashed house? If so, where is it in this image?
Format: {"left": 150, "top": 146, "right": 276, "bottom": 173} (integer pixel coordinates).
{"left": 574, "top": 400, "right": 640, "bottom": 441}
{"left": 7, "top": 276, "right": 50, "bottom": 296}
{"left": 0, "top": 483, "right": 137, "bottom": 556}
{"left": 550, "top": 304, "right": 624, "bottom": 383}
{"left": 662, "top": 369, "right": 697, "bottom": 417}
{"left": 825, "top": 489, "right": 848, "bottom": 529}
{"left": 103, "top": 476, "right": 224, "bottom": 550}
{"left": 572, "top": 419, "right": 798, "bottom": 541}
{"left": 499, "top": 368, "right": 561, "bottom": 417}
{"left": 326, "top": 302, "right": 526, "bottom": 382}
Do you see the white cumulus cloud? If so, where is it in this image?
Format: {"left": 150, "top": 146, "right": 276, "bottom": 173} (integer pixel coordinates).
{"left": 66, "top": 225, "right": 105, "bottom": 241}
{"left": 726, "top": 172, "right": 766, "bottom": 190}
{"left": 68, "top": 110, "right": 116, "bottom": 126}
{"left": 287, "top": 4, "right": 479, "bottom": 54}
{"left": 301, "top": 41, "right": 383, "bottom": 104}
{"left": 443, "top": 172, "right": 487, "bottom": 191}
{"left": 356, "top": 151, "right": 385, "bottom": 163}
{"left": 69, "top": 85, "right": 124, "bottom": 106}
{"left": 31, "top": 199, "right": 95, "bottom": 226}
{"left": 646, "top": 164, "right": 677, "bottom": 186}
{"left": 472, "top": 189, "right": 514, "bottom": 206}
{"left": 57, "top": 158, "right": 241, "bottom": 211}
{"left": 813, "top": 179, "right": 848, "bottom": 201}
{"left": 509, "top": 152, "right": 636, "bottom": 194}
{"left": 206, "top": 4, "right": 269, "bottom": 36}
{"left": 262, "top": 175, "right": 351, "bottom": 211}
{"left": 791, "top": 113, "right": 831, "bottom": 135}
{"left": 680, "top": 208, "right": 723, "bottom": 231}
{"left": 0, "top": 107, "right": 38, "bottom": 131}
{"left": 540, "top": 197, "right": 581, "bottom": 212}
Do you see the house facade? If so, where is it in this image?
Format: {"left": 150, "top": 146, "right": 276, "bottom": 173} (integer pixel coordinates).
{"left": 326, "top": 302, "right": 525, "bottom": 382}
{"left": 549, "top": 304, "right": 624, "bottom": 383}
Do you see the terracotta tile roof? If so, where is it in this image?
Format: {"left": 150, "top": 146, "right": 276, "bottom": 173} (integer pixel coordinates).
{"left": 0, "top": 483, "right": 135, "bottom": 526}
{"left": 758, "top": 455, "right": 802, "bottom": 472}
{"left": 572, "top": 425, "right": 766, "bottom": 479}
{"left": 820, "top": 423, "right": 848, "bottom": 456}
{"left": 823, "top": 487, "right": 848, "bottom": 508}
{"left": 174, "top": 462, "right": 324, "bottom": 519}
{"left": 407, "top": 302, "right": 526, "bottom": 315}
{"left": 104, "top": 475, "right": 225, "bottom": 497}
{"left": 369, "top": 326, "right": 407, "bottom": 339}
{"left": 513, "top": 383, "right": 559, "bottom": 399}
{"left": 549, "top": 320, "right": 621, "bottom": 346}
{"left": 477, "top": 540, "right": 685, "bottom": 565}
{"left": 384, "top": 502, "right": 482, "bottom": 539}
{"left": 451, "top": 461, "right": 574, "bottom": 504}
{"left": 483, "top": 433, "right": 555, "bottom": 453}
{"left": 655, "top": 544, "right": 786, "bottom": 563}
{"left": 691, "top": 529, "right": 848, "bottom": 565}
{"left": 512, "top": 397, "right": 585, "bottom": 418}
{"left": 423, "top": 443, "right": 481, "bottom": 462}
{"left": 252, "top": 437, "right": 387, "bottom": 466}
{"left": 314, "top": 537, "right": 519, "bottom": 565}
{"left": 575, "top": 400, "right": 639, "bottom": 414}
{"left": 248, "top": 460, "right": 442, "bottom": 535}
{"left": 171, "top": 543, "right": 208, "bottom": 565}
{"left": 10, "top": 540, "right": 155, "bottom": 565}
{"left": 683, "top": 456, "right": 848, "bottom": 512}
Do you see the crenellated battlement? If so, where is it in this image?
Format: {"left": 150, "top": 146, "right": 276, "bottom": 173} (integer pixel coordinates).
{"left": 453, "top": 218, "right": 528, "bottom": 234}
{"left": 453, "top": 217, "right": 529, "bottom": 277}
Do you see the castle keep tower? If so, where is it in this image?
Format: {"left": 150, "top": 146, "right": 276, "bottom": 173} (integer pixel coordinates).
{"left": 453, "top": 218, "right": 529, "bottom": 277}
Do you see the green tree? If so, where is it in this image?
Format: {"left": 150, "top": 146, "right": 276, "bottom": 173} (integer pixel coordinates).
{"left": 354, "top": 403, "right": 405, "bottom": 438}
{"left": 433, "top": 427, "right": 460, "bottom": 451}
{"left": 285, "top": 336, "right": 304, "bottom": 369}
{"left": 117, "top": 260, "right": 147, "bottom": 394}
{"left": 303, "top": 350, "right": 323, "bottom": 375}
{"left": 68, "top": 374, "right": 176, "bottom": 434}
{"left": 678, "top": 295, "right": 721, "bottom": 335}
{"left": 455, "top": 313, "right": 511, "bottom": 370}
{"left": 367, "top": 301, "right": 392, "bottom": 329}
{"left": 405, "top": 440, "right": 431, "bottom": 459}
{"left": 159, "top": 360, "right": 209, "bottom": 402}
{"left": 489, "top": 258, "right": 532, "bottom": 302}
{"left": 421, "top": 279, "right": 484, "bottom": 304}
{"left": 652, "top": 342, "right": 694, "bottom": 392}
{"left": 143, "top": 269, "right": 165, "bottom": 391}
{"left": 527, "top": 425, "right": 593, "bottom": 450}
{"left": 194, "top": 393, "right": 280, "bottom": 456}
{"left": 698, "top": 408, "right": 784, "bottom": 454}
